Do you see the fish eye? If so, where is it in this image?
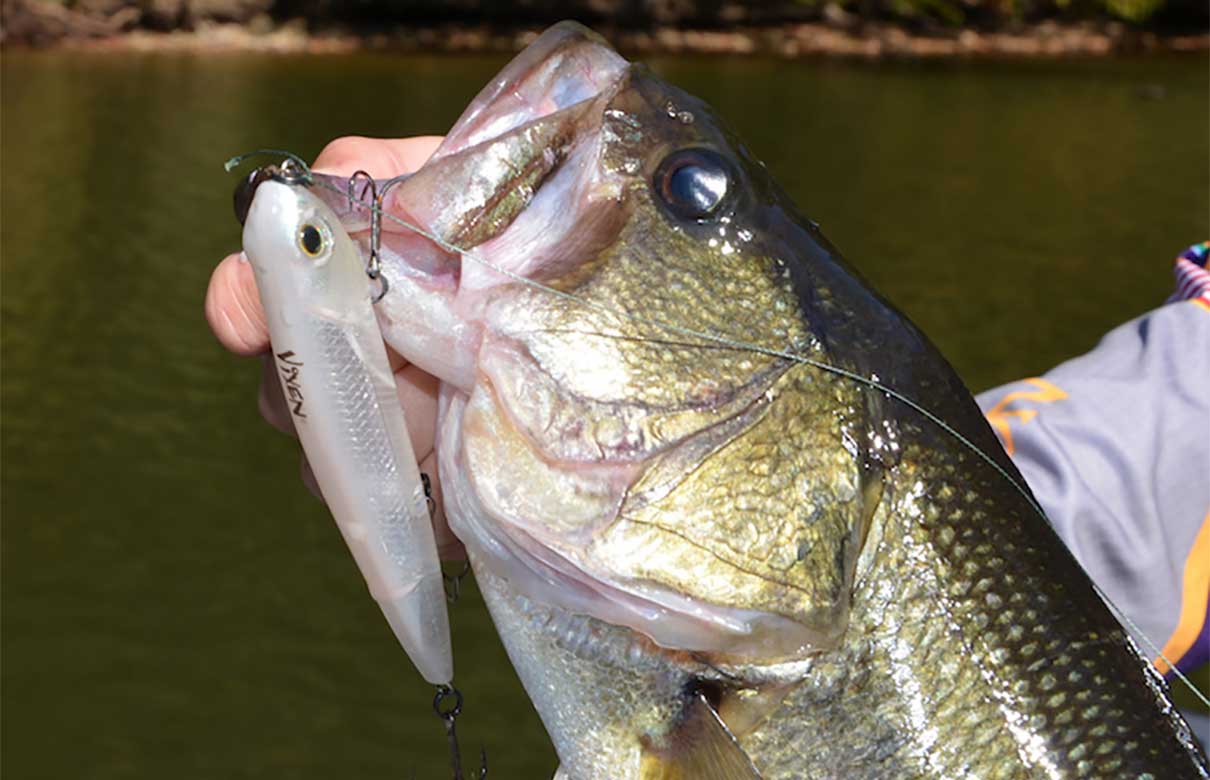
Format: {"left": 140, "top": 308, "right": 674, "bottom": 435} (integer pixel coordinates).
{"left": 298, "top": 223, "right": 325, "bottom": 257}
{"left": 654, "top": 148, "right": 732, "bottom": 222}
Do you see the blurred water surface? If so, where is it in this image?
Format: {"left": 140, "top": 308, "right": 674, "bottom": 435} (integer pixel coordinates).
{"left": 2, "top": 47, "right": 1207, "bottom": 779}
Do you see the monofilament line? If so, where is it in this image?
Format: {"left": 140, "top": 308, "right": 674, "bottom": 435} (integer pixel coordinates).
{"left": 226, "top": 152, "right": 1206, "bottom": 706}
{"left": 311, "top": 171, "right": 1210, "bottom": 709}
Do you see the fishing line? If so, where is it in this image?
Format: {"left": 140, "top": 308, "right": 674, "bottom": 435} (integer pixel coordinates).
{"left": 311, "top": 174, "right": 1210, "bottom": 696}
{"left": 226, "top": 152, "right": 1204, "bottom": 704}
{"left": 223, "top": 149, "right": 313, "bottom": 174}
{"left": 1103, "top": 597, "right": 1210, "bottom": 709}
{"left": 310, "top": 175, "right": 1045, "bottom": 511}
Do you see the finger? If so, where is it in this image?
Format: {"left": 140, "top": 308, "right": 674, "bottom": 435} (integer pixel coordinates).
{"left": 312, "top": 136, "right": 444, "bottom": 178}
{"left": 394, "top": 364, "right": 465, "bottom": 559}
{"left": 205, "top": 252, "right": 269, "bottom": 356}
{"left": 395, "top": 363, "right": 439, "bottom": 459}
{"left": 207, "top": 136, "right": 445, "bottom": 359}
{"left": 258, "top": 354, "right": 297, "bottom": 437}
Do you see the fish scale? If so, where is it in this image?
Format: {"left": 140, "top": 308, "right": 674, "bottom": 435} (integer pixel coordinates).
{"left": 738, "top": 431, "right": 1203, "bottom": 778}
{"left": 319, "top": 321, "right": 413, "bottom": 561}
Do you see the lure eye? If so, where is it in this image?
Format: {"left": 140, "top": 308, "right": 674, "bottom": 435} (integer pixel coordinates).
{"left": 298, "top": 223, "right": 324, "bottom": 257}
{"left": 654, "top": 148, "right": 732, "bottom": 222}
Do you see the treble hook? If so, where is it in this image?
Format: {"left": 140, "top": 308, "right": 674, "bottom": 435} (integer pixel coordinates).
{"left": 420, "top": 471, "right": 472, "bottom": 604}
{"left": 347, "top": 170, "right": 391, "bottom": 304}
{"left": 347, "top": 169, "right": 376, "bottom": 206}
{"left": 369, "top": 174, "right": 415, "bottom": 301}
{"left": 442, "top": 560, "right": 472, "bottom": 604}
{"left": 433, "top": 685, "right": 487, "bottom": 780}
{"left": 420, "top": 472, "right": 438, "bottom": 518}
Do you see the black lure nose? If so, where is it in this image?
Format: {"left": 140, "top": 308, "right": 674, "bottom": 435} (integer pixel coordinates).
{"left": 233, "top": 168, "right": 269, "bottom": 226}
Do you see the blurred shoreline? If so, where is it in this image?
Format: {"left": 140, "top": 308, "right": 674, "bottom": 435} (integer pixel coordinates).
{"left": 4, "top": 0, "right": 1207, "bottom": 57}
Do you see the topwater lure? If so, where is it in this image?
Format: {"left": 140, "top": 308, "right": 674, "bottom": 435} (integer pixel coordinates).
{"left": 234, "top": 160, "right": 453, "bottom": 685}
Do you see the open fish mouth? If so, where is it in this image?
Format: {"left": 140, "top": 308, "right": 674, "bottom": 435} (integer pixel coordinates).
{"left": 316, "top": 23, "right": 631, "bottom": 294}
{"left": 315, "top": 22, "right": 841, "bottom": 664}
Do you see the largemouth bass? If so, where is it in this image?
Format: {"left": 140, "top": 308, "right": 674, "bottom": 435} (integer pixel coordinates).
{"left": 238, "top": 168, "right": 452, "bottom": 685}
{"left": 314, "top": 22, "right": 1208, "bottom": 778}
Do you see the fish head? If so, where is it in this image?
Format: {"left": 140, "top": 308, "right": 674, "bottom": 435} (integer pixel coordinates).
{"left": 313, "top": 21, "right": 1013, "bottom": 777}
{"left": 359, "top": 21, "right": 908, "bottom": 653}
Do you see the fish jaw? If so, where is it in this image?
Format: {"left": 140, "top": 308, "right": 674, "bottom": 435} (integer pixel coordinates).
{"left": 437, "top": 383, "right": 830, "bottom": 661}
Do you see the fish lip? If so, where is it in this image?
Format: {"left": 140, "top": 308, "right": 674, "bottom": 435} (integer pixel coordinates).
{"left": 432, "top": 21, "right": 629, "bottom": 161}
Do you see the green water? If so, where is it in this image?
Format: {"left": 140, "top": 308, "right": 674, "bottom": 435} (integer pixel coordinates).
{"left": 2, "top": 48, "right": 1206, "bottom": 779}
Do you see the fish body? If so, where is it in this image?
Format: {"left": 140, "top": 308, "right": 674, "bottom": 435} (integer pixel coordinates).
{"left": 240, "top": 173, "right": 452, "bottom": 685}
{"left": 315, "top": 22, "right": 1208, "bottom": 778}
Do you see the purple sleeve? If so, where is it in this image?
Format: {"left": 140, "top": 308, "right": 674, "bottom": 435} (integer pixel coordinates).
{"left": 976, "top": 299, "right": 1210, "bottom": 680}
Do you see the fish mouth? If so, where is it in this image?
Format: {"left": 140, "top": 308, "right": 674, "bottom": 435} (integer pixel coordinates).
{"left": 306, "top": 21, "right": 631, "bottom": 386}
{"left": 322, "top": 25, "right": 827, "bottom": 662}
{"left": 422, "top": 21, "right": 631, "bottom": 285}
{"left": 359, "top": 21, "right": 630, "bottom": 292}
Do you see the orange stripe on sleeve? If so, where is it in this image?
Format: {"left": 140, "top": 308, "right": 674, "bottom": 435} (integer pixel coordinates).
{"left": 1191, "top": 297, "right": 1210, "bottom": 314}
{"left": 984, "top": 378, "right": 1068, "bottom": 457}
{"left": 1154, "top": 512, "right": 1210, "bottom": 675}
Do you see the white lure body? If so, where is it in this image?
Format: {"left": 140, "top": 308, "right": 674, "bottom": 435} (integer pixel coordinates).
{"left": 241, "top": 176, "right": 452, "bottom": 685}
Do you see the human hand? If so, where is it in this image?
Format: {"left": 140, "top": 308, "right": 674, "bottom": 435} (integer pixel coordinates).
{"left": 204, "top": 135, "right": 466, "bottom": 560}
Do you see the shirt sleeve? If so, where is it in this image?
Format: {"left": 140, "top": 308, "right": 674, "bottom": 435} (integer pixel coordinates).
{"left": 975, "top": 298, "right": 1210, "bottom": 679}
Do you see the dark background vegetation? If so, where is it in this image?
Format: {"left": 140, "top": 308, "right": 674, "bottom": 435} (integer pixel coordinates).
{"left": 275, "top": 0, "right": 1207, "bottom": 28}
{"left": 4, "top": 0, "right": 1207, "bottom": 48}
